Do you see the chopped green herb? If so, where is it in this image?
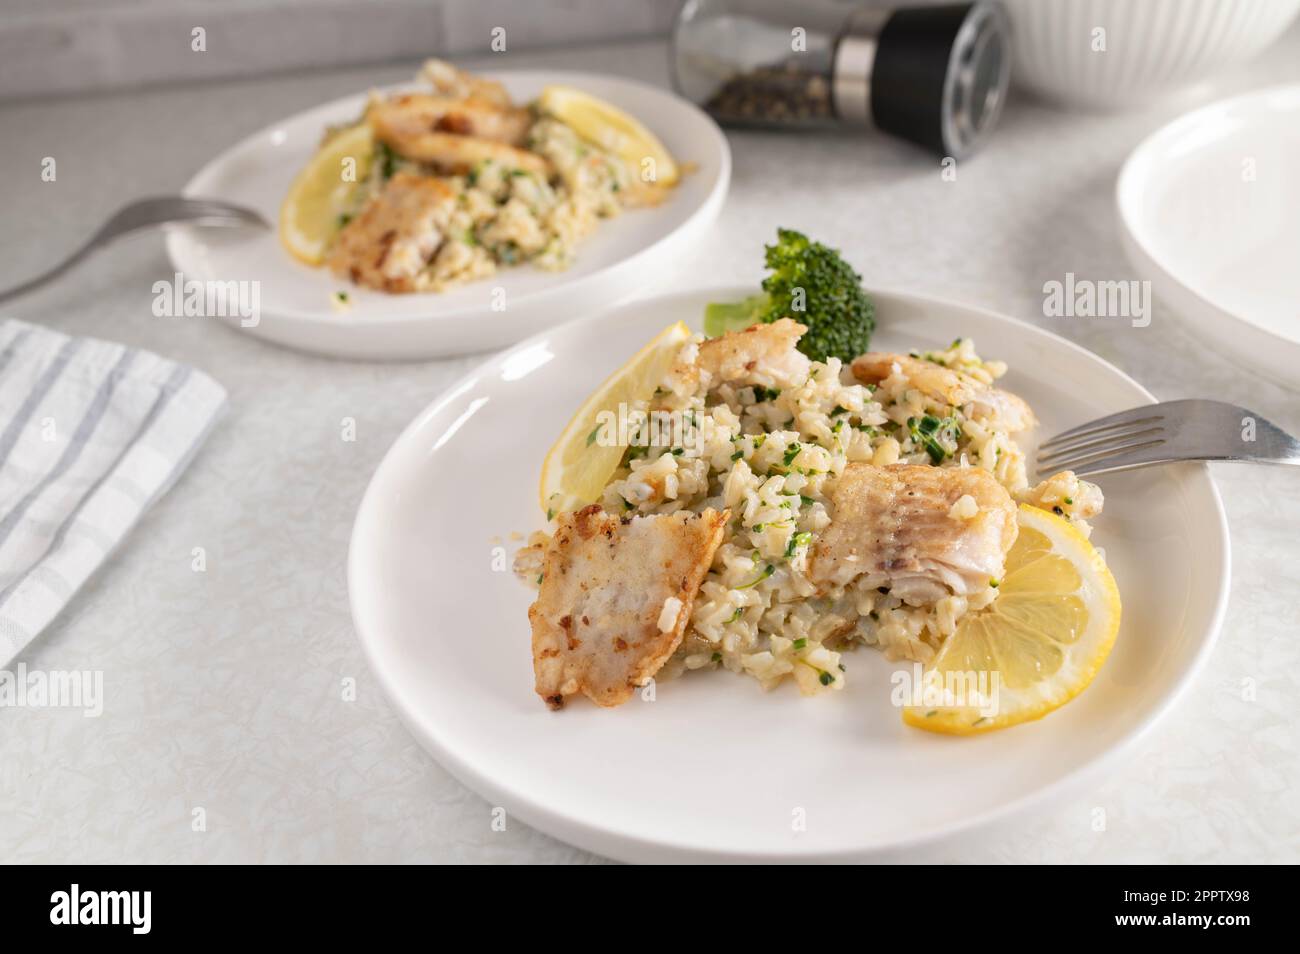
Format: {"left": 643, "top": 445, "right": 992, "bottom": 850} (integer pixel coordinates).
{"left": 727, "top": 608, "right": 744, "bottom": 623}
{"left": 792, "top": 637, "right": 808, "bottom": 650}
{"left": 907, "top": 414, "right": 960, "bottom": 465}
{"left": 818, "top": 670, "right": 834, "bottom": 686}
{"left": 1064, "top": 496, "right": 1074, "bottom": 505}
{"left": 738, "top": 564, "right": 775, "bottom": 589}
{"left": 377, "top": 141, "right": 399, "bottom": 180}
{"left": 730, "top": 449, "right": 744, "bottom": 461}
{"left": 783, "top": 531, "right": 812, "bottom": 558}
{"left": 782, "top": 442, "right": 802, "bottom": 466}
{"left": 711, "top": 651, "right": 722, "bottom": 662}
{"left": 546, "top": 508, "right": 555, "bottom": 521}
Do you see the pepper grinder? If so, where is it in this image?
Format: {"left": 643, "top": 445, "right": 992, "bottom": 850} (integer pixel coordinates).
{"left": 671, "top": 0, "right": 1011, "bottom": 158}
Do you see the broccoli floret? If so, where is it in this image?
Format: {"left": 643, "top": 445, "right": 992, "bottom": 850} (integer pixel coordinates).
{"left": 703, "top": 229, "right": 875, "bottom": 363}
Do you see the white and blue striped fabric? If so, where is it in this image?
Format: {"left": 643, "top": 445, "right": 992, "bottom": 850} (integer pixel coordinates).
{"left": 0, "top": 319, "right": 226, "bottom": 664}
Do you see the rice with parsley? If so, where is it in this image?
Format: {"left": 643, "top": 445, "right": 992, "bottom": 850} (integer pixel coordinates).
{"left": 518, "top": 335, "right": 1089, "bottom": 696}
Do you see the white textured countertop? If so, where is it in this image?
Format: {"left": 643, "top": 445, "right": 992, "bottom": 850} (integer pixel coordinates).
{"left": 1, "top": 36, "right": 1297, "bottom": 864}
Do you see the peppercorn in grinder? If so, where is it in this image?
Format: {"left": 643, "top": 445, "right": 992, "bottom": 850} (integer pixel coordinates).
{"left": 671, "top": 0, "right": 1011, "bottom": 158}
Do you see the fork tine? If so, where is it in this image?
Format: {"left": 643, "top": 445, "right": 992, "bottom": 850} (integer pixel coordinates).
{"left": 1069, "top": 442, "right": 1184, "bottom": 476}
{"left": 1038, "top": 425, "right": 1164, "bottom": 465}
{"left": 1038, "top": 437, "right": 1166, "bottom": 474}
{"left": 1038, "top": 409, "right": 1163, "bottom": 451}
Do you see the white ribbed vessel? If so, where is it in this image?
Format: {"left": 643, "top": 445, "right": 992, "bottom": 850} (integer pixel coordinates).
{"left": 1003, "top": 0, "right": 1300, "bottom": 109}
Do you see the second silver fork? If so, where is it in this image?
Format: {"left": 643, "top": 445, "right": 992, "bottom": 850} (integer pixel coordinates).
{"left": 0, "top": 196, "right": 268, "bottom": 307}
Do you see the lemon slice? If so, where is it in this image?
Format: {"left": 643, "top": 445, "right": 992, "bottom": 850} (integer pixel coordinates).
{"left": 279, "top": 124, "right": 374, "bottom": 265}
{"left": 538, "top": 85, "right": 679, "bottom": 186}
{"left": 538, "top": 321, "right": 693, "bottom": 518}
{"left": 903, "top": 504, "right": 1121, "bottom": 735}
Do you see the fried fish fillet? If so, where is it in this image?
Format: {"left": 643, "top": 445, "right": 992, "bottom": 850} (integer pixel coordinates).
{"left": 530, "top": 505, "right": 728, "bottom": 710}
{"left": 694, "top": 317, "right": 811, "bottom": 389}
{"left": 369, "top": 102, "right": 548, "bottom": 176}
{"left": 851, "top": 352, "right": 1034, "bottom": 433}
{"left": 326, "top": 171, "right": 456, "bottom": 292}
{"left": 421, "top": 58, "right": 514, "bottom": 109}
{"left": 368, "top": 93, "right": 532, "bottom": 146}
{"left": 809, "top": 463, "right": 1017, "bottom": 602}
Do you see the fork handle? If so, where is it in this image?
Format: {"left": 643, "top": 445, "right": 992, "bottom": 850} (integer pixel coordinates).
{"left": 0, "top": 237, "right": 99, "bottom": 306}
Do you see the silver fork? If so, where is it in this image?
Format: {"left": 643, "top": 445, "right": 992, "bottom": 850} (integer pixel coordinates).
{"left": 1036, "top": 399, "right": 1300, "bottom": 477}
{"left": 0, "top": 196, "right": 269, "bottom": 306}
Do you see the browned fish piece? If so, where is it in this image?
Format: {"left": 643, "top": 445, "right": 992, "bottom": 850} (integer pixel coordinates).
{"left": 369, "top": 103, "right": 548, "bottom": 176}
{"left": 809, "top": 463, "right": 1017, "bottom": 602}
{"left": 325, "top": 171, "right": 456, "bottom": 292}
{"left": 421, "top": 58, "right": 514, "bottom": 109}
{"left": 694, "top": 317, "right": 810, "bottom": 389}
{"left": 851, "top": 353, "right": 1034, "bottom": 432}
{"left": 530, "top": 505, "right": 728, "bottom": 710}
{"left": 367, "top": 93, "right": 533, "bottom": 147}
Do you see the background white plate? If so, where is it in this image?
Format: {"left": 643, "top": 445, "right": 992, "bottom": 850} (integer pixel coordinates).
{"left": 1118, "top": 84, "right": 1300, "bottom": 390}
{"left": 167, "top": 71, "right": 730, "bottom": 360}
{"left": 348, "top": 288, "right": 1230, "bottom": 862}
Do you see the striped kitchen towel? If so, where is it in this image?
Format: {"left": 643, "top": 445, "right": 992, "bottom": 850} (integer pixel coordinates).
{"left": 0, "top": 319, "right": 226, "bottom": 664}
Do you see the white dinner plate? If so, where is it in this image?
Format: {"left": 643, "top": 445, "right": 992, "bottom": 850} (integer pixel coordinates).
{"left": 167, "top": 72, "right": 730, "bottom": 360}
{"left": 1118, "top": 84, "right": 1300, "bottom": 389}
{"left": 348, "top": 288, "right": 1230, "bottom": 862}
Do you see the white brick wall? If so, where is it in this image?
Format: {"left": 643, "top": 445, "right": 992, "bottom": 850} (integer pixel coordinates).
{"left": 0, "top": 0, "right": 681, "bottom": 100}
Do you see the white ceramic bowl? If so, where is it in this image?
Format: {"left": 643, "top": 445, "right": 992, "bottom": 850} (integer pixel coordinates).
{"left": 1003, "top": 0, "right": 1300, "bottom": 109}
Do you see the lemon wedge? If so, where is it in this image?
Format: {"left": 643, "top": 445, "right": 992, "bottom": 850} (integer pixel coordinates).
{"left": 903, "top": 504, "right": 1121, "bottom": 735}
{"left": 538, "top": 85, "right": 679, "bottom": 186}
{"left": 279, "top": 124, "right": 375, "bottom": 266}
{"left": 538, "top": 321, "right": 693, "bottom": 518}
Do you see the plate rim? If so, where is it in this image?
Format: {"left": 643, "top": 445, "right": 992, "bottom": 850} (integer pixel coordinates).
{"left": 1116, "top": 83, "right": 1300, "bottom": 380}
{"left": 348, "top": 285, "right": 1231, "bottom": 861}
{"left": 165, "top": 68, "right": 732, "bottom": 332}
